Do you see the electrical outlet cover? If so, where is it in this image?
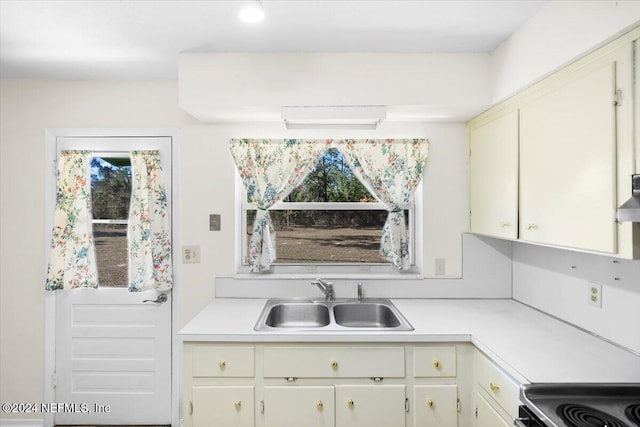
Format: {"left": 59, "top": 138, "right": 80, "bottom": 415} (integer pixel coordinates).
{"left": 588, "top": 282, "right": 602, "bottom": 308}
{"left": 183, "top": 245, "right": 200, "bottom": 264}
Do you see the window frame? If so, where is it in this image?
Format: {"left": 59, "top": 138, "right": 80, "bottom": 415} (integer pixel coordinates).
{"left": 237, "top": 177, "right": 421, "bottom": 277}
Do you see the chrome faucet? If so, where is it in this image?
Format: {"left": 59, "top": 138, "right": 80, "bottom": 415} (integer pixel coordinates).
{"left": 357, "top": 282, "right": 364, "bottom": 302}
{"left": 311, "top": 279, "right": 334, "bottom": 301}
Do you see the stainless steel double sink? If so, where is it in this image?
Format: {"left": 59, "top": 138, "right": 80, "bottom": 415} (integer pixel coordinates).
{"left": 254, "top": 298, "right": 414, "bottom": 331}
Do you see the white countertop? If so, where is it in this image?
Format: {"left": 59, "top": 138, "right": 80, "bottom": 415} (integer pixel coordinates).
{"left": 178, "top": 298, "right": 640, "bottom": 384}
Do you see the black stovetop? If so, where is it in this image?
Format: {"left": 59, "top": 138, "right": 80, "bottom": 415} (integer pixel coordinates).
{"left": 520, "top": 384, "right": 640, "bottom": 427}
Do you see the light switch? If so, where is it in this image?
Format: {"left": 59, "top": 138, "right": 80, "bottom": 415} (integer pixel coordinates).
{"left": 210, "top": 214, "right": 221, "bottom": 231}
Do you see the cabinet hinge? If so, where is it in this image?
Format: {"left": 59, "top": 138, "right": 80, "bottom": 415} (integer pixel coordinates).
{"left": 189, "top": 401, "right": 193, "bottom": 416}
{"left": 475, "top": 406, "right": 478, "bottom": 418}
{"left": 260, "top": 400, "right": 265, "bottom": 414}
{"left": 457, "top": 399, "right": 461, "bottom": 413}
{"left": 613, "top": 89, "right": 622, "bottom": 106}
{"left": 405, "top": 398, "right": 410, "bottom": 413}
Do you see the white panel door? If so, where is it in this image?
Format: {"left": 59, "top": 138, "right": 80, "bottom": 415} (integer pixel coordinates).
{"left": 53, "top": 136, "right": 172, "bottom": 425}
{"left": 519, "top": 62, "right": 617, "bottom": 253}
{"left": 335, "top": 385, "right": 406, "bottom": 427}
{"left": 263, "top": 386, "right": 335, "bottom": 427}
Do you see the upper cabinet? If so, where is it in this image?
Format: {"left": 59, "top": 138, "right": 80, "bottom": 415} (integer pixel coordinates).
{"left": 469, "top": 110, "right": 519, "bottom": 239}
{"left": 519, "top": 62, "right": 617, "bottom": 253}
{"left": 468, "top": 27, "right": 640, "bottom": 259}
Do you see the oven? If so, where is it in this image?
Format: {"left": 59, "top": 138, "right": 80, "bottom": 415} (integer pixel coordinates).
{"left": 518, "top": 383, "right": 640, "bottom": 427}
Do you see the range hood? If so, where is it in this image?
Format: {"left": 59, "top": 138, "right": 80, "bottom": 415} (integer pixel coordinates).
{"left": 617, "top": 174, "right": 640, "bottom": 222}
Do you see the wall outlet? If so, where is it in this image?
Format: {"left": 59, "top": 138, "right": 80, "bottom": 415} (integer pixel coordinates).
{"left": 588, "top": 282, "right": 602, "bottom": 308}
{"left": 183, "top": 246, "right": 200, "bottom": 264}
{"left": 435, "top": 258, "right": 446, "bottom": 276}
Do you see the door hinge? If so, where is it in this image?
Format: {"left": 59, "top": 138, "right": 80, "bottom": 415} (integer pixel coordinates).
{"left": 405, "top": 398, "right": 410, "bottom": 413}
{"left": 260, "top": 400, "right": 265, "bottom": 414}
{"left": 613, "top": 89, "right": 622, "bottom": 106}
{"left": 457, "top": 398, "right": 461, "bottom": 413}
{"left": 189, "top": 401, "right": 193, "bottom": 416}
{"left": 475, "top": 406, "right": 478, "bottom": 418}
{"left": 51, "top": 371, "right": 57, "bottom": 389}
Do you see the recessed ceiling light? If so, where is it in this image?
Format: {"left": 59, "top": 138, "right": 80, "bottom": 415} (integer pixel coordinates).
{"left": 238, "top": 0, "right": 265, "bottom": 23}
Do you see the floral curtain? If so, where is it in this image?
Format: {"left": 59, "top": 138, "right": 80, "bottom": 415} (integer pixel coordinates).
{"left": 337, "top": 139, "right": 429, "bottom": 270}
{"left": 128, "top": 150, "right": 173, "bottom": 292}
{"left": 45, "top": 150, "right": 98, "bottom": 290}
{"left": 230, "top": 139, "right": 330, "bottom": 272}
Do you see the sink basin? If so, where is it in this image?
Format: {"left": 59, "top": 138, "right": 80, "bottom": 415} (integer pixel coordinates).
{"left": 333, "top": 303, "right": 401, "bottom": 328}
{"left": 264, "top": 302, "right": 330, "bottom": 328}
{"left": 254, "top": 298, "right": 413, "bottom": 331}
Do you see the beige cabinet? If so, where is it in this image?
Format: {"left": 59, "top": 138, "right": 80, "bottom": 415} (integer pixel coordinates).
{"left": 414, "top": 385, "right": 458, "bottom": 427}
{"left": 475, "top": 393, "right": 511, "bottom": 427}
{"left": 519, "top": 61, "right": 617, "bottom": 253}
{"left": 469, "top": 110, "right": 519, "bottom": 239}
{"left": 467, "top": 28, "right": 639, "bottom": 258}
{"left": 336, "top": 385, "right": 406, "bottom": 427}
{"left": 192, "top": 386, "right": 254, "bottom": 427}
{"left": 264, "top": 386, "right": 334, "bottom": 427}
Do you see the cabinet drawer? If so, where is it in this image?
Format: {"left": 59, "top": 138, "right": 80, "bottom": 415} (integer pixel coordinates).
{"left": 414, "top": 346, "right": 457, "bottom": 377}
{"left": 192, "top": 345, "right": 254, "bottom": 377}
{"left": 414, "top": 385, "right": 458, "bottom": 427}
{"left": 475, "top": 352, "right": 520, "bottom": 420}
{"left": 264, "top": 346, "right": 405, "bottom": 378}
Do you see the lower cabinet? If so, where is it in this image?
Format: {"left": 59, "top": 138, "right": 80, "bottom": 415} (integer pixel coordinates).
{"left": 264, "top": 386, "right": 335, "bottom": 427}
{"left": 414, "top": 385, "right": 458, "bottom": 427}
{"left": 475, "top": 393, "right": 511, "bottom": 427}
{"left": 183, "top": 343, "right": 487, "bottom": 427}
{"left": 336, "top": 385, "right": 406, "bottom": 427}
{"left": 192, "top": 386, "right": 254, "bottom": 427}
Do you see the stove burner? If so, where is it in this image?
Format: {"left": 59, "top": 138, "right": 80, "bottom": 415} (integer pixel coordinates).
{"left": 626, "top": 404, "right": 640, "bottom": 427}
{"left": 556, "top": 403, "right": 627, "bottom": 427}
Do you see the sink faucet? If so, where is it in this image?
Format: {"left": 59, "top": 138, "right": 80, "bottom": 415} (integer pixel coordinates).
{"left": 311, "top": 279, "right": 334, "bottom": 301}
{"left": 357, "top": 282, "right": 364, "bottom": 302}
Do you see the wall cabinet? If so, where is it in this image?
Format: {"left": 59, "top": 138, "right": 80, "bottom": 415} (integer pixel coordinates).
{"left": 468, "top": 27, "right": 640, "bottom": 258}
{"left": 468, "top": 110, "right": 519, "bottom": 240}
{"left": 183, "top": 343, "right": 475, "bottom": 427}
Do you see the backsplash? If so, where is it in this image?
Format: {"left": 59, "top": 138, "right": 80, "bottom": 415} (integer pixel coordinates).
{"left": 512, "top": 242, "right": 640, "bottom": 354}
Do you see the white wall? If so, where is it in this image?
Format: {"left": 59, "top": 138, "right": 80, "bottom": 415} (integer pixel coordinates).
{"left": 490, "top": 0, "right": 640, "bottom": 103}
{"left": 512, "top": 243, "right": 640, "bottom": 354}
{"left": 0, "top": 78, "right": 509, "bottom": 419}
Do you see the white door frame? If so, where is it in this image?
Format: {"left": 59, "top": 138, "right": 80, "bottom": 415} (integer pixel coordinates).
{"left": 43, "top": 128, "right": 182, "bottom": 427}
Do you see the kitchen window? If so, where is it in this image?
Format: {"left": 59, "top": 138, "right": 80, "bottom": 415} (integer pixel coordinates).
{"left": 238, "top": 147, "right": 419, "bottom": 275}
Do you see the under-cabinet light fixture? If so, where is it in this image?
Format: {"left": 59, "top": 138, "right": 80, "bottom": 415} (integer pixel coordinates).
{"left": 281, "top": 106, "right": 387, "bottom": 130}
{"left": 238, "top": 0, "right": 265, "bottom": 23}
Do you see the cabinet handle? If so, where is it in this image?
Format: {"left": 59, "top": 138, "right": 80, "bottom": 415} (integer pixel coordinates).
{"left": 525, "top": 223, "right": 537, "bottom": 230}
{"left": 490, "top": 382, "right": 501, "bottom": 392}
{"left": 500, "top": 222, "right": 510, "bottom": 228}
{"left": 347, "top": 399, "right": 355, "bottom": 409}
{"left": 316, "top": 400, "right": 324, "bottom": 411}
{"left": 219, "top": 360, "right": 226, "bottom": 369}
{"left": 234, "top": 400, "right": 242, "bottom": 410}
{"left": 331, "top": 360, "right": 339, "bottom": 370}
{"left": 433, "top": 359, "right": 441, "bottom": 369}
{"left": 427, "top": 399, "right": 435, "bottom": 408}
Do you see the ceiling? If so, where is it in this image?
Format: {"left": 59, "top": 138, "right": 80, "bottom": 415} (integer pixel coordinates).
{"left": 0, "top": 0, "right": 549, "bottom": 80}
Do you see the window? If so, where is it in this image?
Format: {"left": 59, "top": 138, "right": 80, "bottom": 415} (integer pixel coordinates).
{"left": 240, "top": 148, "right": 416, "bottom": 274}
{"left": 90, "top": 156, "right": 131, "bottom": 287}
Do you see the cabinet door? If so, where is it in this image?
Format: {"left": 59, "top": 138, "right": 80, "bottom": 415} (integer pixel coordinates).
{"left": 520, "top": 62, "right": 617, "bottom": 253}
{"left": 264, "top": 386, "right": 334, "bottom": 427}
{"left": 414, "top": 385, "right": 458, "bottom": 427}
{"left": 192, "top": 386, "right": 254, "bottom": 427}
{"left": 476, "top": 393, "right": 511, "bottom": 427}
{"left": 335, "top": 385, "right": 405, "bottom": 427}
{"left": 469, "top": 110, "right": 519, "bottom": 239}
